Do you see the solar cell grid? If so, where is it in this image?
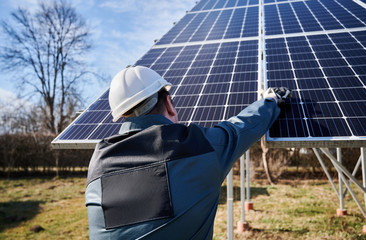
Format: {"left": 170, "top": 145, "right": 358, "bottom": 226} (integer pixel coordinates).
{"left": 190, "top": 11, "right": 220, "bottom": 42}
{"left": 225, "top": 0, "right": 238, "bottom": 8}
{"left": 89, "top": 124, "right": 121, "bottom": 140}
{"left": 306, "top": 1, "right": 341, "bottom": 30}
{"left": 59, "top": 125, "right": 98, "bottom": 140}
{"left": 190, "top": 0, "right": 207, "bottom": 11}
{"left": 156, "top": 14, "right": 195, "bottom": 45}
{"left": 237, "top": 0, "right": 250, "bottom": 7}
{"left": 242, "top": 6, "right": 258, "bottom": 37}
{"left": 323, "top": 0, "right": 366, "bottom": 28}
{"left": 266, "top": 29, "right": 366, "bottom": 140}
{"left": 203, "top": 0, "right": 217, "bottom": 10}
{"left": 206, "top": 10, "right": 232, "bottom": 40}
{"left": 214, "top": 0, "right": 227, "bottom": 9}
{"left": 291, "top": 2, "right": 322, "bottom": 32}
{"left": 264, "top": 0, "right": 366, "bottom": 36}
{"left": 264, "top": 4, "right": 283, "bottom": 35}
{"left": 224, "top": 8, "right": 246, "bottom": 39}
{"left": 191, "top": 0, "right": 259, "bottom": 12}
{"left": 346, "top": 1, "right": 366, "bottom": 23}
{"left": 52, "top": 0, "right": 366, "bottom": 149}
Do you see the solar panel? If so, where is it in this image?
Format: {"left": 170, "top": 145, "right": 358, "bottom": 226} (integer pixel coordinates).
{"left": 264, "top": 0, "right": 366, "bottom": 147}
{"left": 52, "top": 0, "right": 366, "bottom": 149}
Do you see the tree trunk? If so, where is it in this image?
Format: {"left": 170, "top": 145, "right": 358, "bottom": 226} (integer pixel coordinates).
{"left": 261, "top": 136, "right": 274, "bottom": 185}
{"left": 55, "top": 150, "right": 59, "bottom": 178}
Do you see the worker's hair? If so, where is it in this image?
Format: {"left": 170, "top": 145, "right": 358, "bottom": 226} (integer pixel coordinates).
{"left": 148, "top": 89, "right": 171, "bottom": 115}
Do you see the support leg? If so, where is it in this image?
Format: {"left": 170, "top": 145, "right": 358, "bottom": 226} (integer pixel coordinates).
{"left": 337, "top": 148, "right": 347, "bottom": 216}
{"left": 227, "top": 169, "right": 233, "bottom": 240}
{"left": 343, "top": 155, "right": 362, "bottom": 197}
{"left": 361, "top": 148, "right": 366, "bottom": 233}
{"left": 237, "top": 154, "right": 250, "bottom": 232}
{"left": 313, "top": 148, "right": 339, "bottom": 197}
{"left": 245, "top": 150, "right": 253, "bottom": 211}
{"left": 361, "top": 148, "right": 366, "bottom": 209}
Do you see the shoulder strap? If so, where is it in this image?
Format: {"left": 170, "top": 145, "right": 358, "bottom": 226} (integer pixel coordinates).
{"left": 87, "top": 124, "right": 214, "bottom": 185}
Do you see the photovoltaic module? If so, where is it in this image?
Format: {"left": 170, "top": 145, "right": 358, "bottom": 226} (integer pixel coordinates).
{"left": 52, "top": 0, "right": 366, "bottom": 149}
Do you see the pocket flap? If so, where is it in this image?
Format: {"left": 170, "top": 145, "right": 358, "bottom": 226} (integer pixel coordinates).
{"left": 101, "top": 162, "right": 173, "bottom": 229}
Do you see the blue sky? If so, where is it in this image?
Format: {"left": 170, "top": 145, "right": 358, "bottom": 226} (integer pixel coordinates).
{"left": 0, "top": 0, "right": 194, "bottom": 107}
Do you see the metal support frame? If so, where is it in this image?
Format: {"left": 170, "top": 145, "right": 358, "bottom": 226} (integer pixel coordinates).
{"left": 313, "top": 148, "right": 339, "bottom": 197}
{"left": 240, "top": 155, "right": 246, "bottom": 222}
{"left": 337, "top": 148, "right": 345, "bottom": 212}
{"left": 343, "top": 154, "right": 362, "bottom": 197}
{"left": 361, "top": 148, "right": 366, "bottom": 209}
{"left": 227, "top": 169, "right": 233, "bottom": 240}
{"left": 228, "top": 147, "right": 366, "bottom": 238}
{"left": 246, "top": 150, "right": 251, "bottom": 203}
{"left": 312, "top": 147, "right": 366, "bottom": 218}
{"left": 228, "top": 150, "right": 252, "bottom": 239}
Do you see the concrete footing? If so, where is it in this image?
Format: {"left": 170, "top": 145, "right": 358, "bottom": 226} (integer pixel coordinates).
{"left": 336, "top": 209, "right": 347, "bottom": 216}
{"left": 237, "top": 221, "right": 250, "bottom": 232}
{"left": 245, "top": 202, "right": 253, "bottom": 211}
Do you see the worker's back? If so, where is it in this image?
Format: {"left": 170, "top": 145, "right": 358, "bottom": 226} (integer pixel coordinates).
{"left": 86, "top": 120, "right": 224, "bottom": 239}
{"left": 86, "top": 98, "right": 281, "bottom": 239}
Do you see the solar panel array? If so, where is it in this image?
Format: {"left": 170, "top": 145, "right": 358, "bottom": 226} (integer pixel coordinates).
{"left": 52, "top": 0, "right": 366, "bottom": 149}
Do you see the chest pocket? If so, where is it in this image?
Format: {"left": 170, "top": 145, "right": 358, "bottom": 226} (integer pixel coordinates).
{"left": 101, "top": 162, "right": 173, "bottom": 229}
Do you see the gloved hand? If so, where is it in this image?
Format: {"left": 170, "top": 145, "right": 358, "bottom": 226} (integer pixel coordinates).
{"left": 262, "top": 87, "right": 292, "bottom": 104}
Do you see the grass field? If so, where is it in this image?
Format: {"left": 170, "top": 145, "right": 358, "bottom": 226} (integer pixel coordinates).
{"left": 0, "top": 176, "right": 365, "bottom": 239}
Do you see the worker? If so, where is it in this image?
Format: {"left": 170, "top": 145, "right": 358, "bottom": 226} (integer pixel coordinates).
{"left": 85, "top": 66, "right": 291, "bottom": 239}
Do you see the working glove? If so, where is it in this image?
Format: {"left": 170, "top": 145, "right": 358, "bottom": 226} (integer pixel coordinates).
{"left": 262, "top": 87, "right": 292, "bottom": 104}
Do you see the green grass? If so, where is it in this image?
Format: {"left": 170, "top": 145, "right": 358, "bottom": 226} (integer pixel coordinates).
{"left": 0, "top": 177, "right": 366, "bottom": 239}
{"left": 0, "top": 177, "right": 88, "bottom": 240}
{"left": 215, "top": 178, "right": 366, "bottom": 240}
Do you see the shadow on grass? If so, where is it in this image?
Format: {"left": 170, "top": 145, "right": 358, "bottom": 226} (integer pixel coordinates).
{"left": 250, "top": 227, "right": 310, "bottom": 234}
{"left": 219, "top": 186, "right": 269, "bottom": 204}
{"left": 0, "top": 201, "right": 44, "bottom": 232}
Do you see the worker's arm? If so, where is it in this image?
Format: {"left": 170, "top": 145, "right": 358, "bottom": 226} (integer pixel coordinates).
{"left": 202, "top": 97, "right": 281, "bottom": 180}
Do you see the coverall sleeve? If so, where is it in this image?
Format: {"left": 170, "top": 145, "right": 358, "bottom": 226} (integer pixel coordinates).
{"left": 202, "top": 98, "right": 281, "bottom": 180}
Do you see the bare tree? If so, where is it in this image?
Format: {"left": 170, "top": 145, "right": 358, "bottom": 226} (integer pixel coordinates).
{"left": 0, "top": 0, "right": 92, "bottom": 134}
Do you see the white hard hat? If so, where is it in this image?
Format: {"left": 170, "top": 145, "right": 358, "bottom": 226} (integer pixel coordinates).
{"left": 109, "top": 66, "right": 172, "bottom": 122}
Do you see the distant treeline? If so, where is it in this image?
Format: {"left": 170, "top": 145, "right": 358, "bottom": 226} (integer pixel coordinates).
{"left": 0, "top": 134, "right": 362, "bottom": 180}
{"left": 0, "top": 134, "right": 93, "bottom": 177}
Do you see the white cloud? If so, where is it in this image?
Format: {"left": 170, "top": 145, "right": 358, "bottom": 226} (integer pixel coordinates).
{"left": 0, "top": 88, "right": 33, "bottom": 111}
{"left": 99, "top": 0, "right": 138, "bottom": 13}
{"left": 100, "top": 0, "right": 193, "bottom": 14}
{"left": 5, "top": 0, "right": 39, "bottom": 13}
{"left": 7, "top": 0, "right": 38, "bottom": 8}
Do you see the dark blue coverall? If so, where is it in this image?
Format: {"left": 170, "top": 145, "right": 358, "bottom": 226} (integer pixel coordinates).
{"left": 85, "top": 98, "right": 280, "bottom": 239}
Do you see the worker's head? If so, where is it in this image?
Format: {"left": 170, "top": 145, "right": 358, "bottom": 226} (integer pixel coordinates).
{"left": 109, "top": 66, "right": 178, "bottom": 123}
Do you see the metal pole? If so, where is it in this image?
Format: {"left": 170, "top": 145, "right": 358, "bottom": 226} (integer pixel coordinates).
{"left": 361, "top": 147, "right": 366, "bottom": 209}
{"left": 240, "top": 155, "right": 245, "bottom": 222}
{"left": 343, "top": 155, "right": 362, "bottom": 197}
{"left": 337, "top": 148, "right": 345, "bottom": 210}
{"left": 330, "top": 159, "right": 366, "bottom": 218}
{"left": 320, "top": 148, "right": 366, "bottom": 193}
{"left": 246, "top": 150, "right": 251, "bottom": 202}
{"left": 227, "top": 169, "right": 233, "bottom": 240}
{"left": 320, "top": 148, "right": 366, "bottom": 218}
{"left": 312, "top": 148, "right": 339, "bottom": 197}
